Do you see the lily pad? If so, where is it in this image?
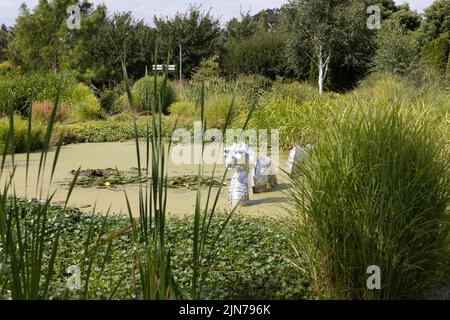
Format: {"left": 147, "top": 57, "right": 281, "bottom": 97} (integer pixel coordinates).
{"left": 67, "top": 168, "right": 226, "bottom": 190}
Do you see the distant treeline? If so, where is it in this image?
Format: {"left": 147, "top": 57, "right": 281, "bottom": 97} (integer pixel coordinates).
{"left": 0, "top": 0, "right": 449, "bottom": 92}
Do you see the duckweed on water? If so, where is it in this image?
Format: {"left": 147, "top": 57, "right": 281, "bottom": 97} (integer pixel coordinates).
{"left": 67, "top": 168, "right": 227, "bottom": 189}
{"left": 1, "top": 198, "right": 310, "bottom": 300}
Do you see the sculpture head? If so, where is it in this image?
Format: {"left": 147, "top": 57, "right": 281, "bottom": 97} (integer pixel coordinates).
{"left": 224, "top": 143, "right": 251, "bottom": 169}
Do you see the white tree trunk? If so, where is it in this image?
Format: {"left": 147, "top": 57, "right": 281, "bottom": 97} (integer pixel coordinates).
{"left": 317, "top": 45, "right": 331, "bottom": 95}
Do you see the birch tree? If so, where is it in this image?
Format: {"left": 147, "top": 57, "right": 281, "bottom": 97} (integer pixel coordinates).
{"left": 284, "top": 0, "right": 372, "bottom": 94}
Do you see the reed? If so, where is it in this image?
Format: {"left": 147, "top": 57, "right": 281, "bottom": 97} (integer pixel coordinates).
{"left": 286, "top": 103, "right": 450, "bottom": 299}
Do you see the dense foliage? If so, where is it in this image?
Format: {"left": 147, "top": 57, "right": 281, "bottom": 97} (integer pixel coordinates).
{"left": 372, "top": 19, "right": 420, "bottom": 75}
{"left": 154, "top": 5, "right": 223, "bottom": 79}
{"left": 0, "top": 0, "right": 449, "bottom": 302}
{"left": 118, "top": 76, "right": 176, "bottom": 114}
{"left": 220, "top": 32, "right": 286, "bottom": 79}
{"left": 422, "top": 33, "right": 450, "bottom": 74}
{"left": 2, "top": 0, "right": 443, "bottom": 92}
{"left": 0, "top": 199, "right": 310, "bottom": 300}
{"left": 420, "top": 0, "right": 450, "bottom": 42}
{"left": 0, "top": 73, "right": 103, "bottom": 121}
{"left": 288, "top": 102, "right": 450, "bottom": 299}
{"left": 0, "top": 24, "right": 9, "bottom": 62}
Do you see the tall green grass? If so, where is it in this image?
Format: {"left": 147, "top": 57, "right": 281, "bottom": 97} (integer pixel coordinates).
{"left": 250, "top": 75, "right": 449, "bottom": 150}
{"left": 203, "top": 94, "right": 239, "bottom": 129}
{"left": 120, "top": 49, "right": 256, "bottom": 298}
{"left": 170, "top": 93, "right": 239, "bottom": 129}
{"left": 178, "top": 75, "right": 272, "bottom": 113}
{"left": 286, "top": 104, "right": 450, "bottom": 299}
{"left": 251, "top": 82, "right": 327, "bottom": 149}
{"left": 0, "top": 115, "right": 46, "bottom": 153}
{"left": 0, "top": 74, "right": 101, "bottom": 121}
{"left": 354, "top": 73, "right": 450, "bottom": 120}
{"left": 65, "top": 83, "right": 105, "bottom": 122}
{"left": 0, "top": 80, "right": 118, "bottom": 300}
{"left": 119, "top": 75, "right": 176, "bottom": 115}
{"left": 0, "top": 81, "right": 68, "bottom": 299}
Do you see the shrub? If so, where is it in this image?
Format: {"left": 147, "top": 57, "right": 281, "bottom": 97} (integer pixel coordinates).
{"left": 99, "top": 83, "right": 126, "bottom": 113}
{"left": 287, "top": 105, "right": 450, "bottom": 299}
{"left": 0, "top": 79, "right": 14, "bottom": 115}
{"left": 168, "top": 101, "right": 197, "bottom": 127}
{"left": 65, "top": 83, "right": 105, "bottom": 121}
{"left": 372, "top": 19, "right": 420, "bottom": 75}
{"left": 11, "top": 73, "right": 61, "bottom": 115}
{"left": 234, "top": 74, "right": 273, "bottom": 107}
{"left": 169, "top": 94, "right": 237, "bottom": 129}
{"left": 169, "top": 101, "right": 197, "bottom": 118}
{"left": 192, "top": 55, "right": 220, "bottom": 82}
{"left": 205, "top": 94, "right": 238, "bottom": 129}
{"left": 179, "top": 77, "right": 233, "bottom": 105}
{"left": 220, "top": 32, "right": 286, "bottom": 79}
{"left": 0, "top": 115, "right": 46, "bottom": 153}
{"left": 447, "top": 52, "right": 450, "bottom": 81}
{"left": 57, "top": 116, "right": 177, "bottom": 144}
{"left": 111, "top": 112, "right": 134, "bottom": 122}
{"left": 169, "top": 93, "right": 243, "bottom": 129}
{"left": 269, "top": 81, "right": 318, "bottom": 104}
{"left": 179, "top": 75, "right": 271, "bottom": 128}
{"left": 119, "top": 76, "right": 176, "bottom": 114}
{"left": 32, "top": 100, "right": 69, "bottom": 123}
{"left": 0, "top": 74, "right": 102, "bottom": 122}
{"left": 0, "top": 60, "right": 13, "bottom": 75}
{"left": 422, "top": 33, "right": 450, "bottom": 74}
{"left": 251, "top": 82, "right": 321, "bottom": 149}
{"left": 74, "top": 101, "right": 106, "bottom": 121}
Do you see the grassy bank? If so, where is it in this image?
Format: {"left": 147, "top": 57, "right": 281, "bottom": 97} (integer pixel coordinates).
{"left": 1, "top": 73, "right": 448, "bottom": 153}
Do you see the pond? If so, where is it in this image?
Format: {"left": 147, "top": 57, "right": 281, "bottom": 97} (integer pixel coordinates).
{"left": 1, "top": 141, "right": 293, "bottom": 217}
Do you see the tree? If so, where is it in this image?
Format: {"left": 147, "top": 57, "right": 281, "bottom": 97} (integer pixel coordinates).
{"left": 375, "top": 0, "right": 398, "bottom": 19}
{"left": 192, "top": 55, "right": 220, "bottom": 81}
{"left": 391, "top": 3, "right": 422, "bottom": 31}
{"left": 363, "top": 2, "right": 422, "bottom": 31}
{"left": 225, "top": 9, "right": 283, "bottom": 42}
{"left": 220, "top": 32, "right": 286, "bottom": 79}
{"left": 372, "top": 19, "right": 420, "bottom": 75}
{"left": 0, "top": 24, "right": 9, "bottom": 62}
{"left": 284, "top": 0, "right": 372, "bottom": 94}
{"left": 71, "top": 7, "right": 156, "bottom": 86}
{"left": 7, "top": 0, "right": 156, "bottom": 86}
{"left": 225, "top": 12, "right": 262, "bottom": 42}
{"left": 154, "top": 5, "right": 222, "bottom": 78}
{"left": 7, "top": 0, "right": 92, "bottom": 73}
{"left": 422, "top": 33, "right": 450, "bottom": 74}
{"left": 420, "top": 0, "right": 450, "bottom": 42}
{"left": 253, "top": 9, "right": 283, "bottom": 32}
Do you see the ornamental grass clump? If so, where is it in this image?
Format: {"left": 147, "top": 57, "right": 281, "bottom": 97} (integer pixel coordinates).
{"left": 287, "top": 104, "right": 450, "bottom": 299}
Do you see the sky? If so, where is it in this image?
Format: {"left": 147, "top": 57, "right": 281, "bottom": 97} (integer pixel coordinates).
{"left": 0, "top": 0, "right": 436, "bottom": 27}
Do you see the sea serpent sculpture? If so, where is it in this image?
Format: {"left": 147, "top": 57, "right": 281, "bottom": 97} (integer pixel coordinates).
{"left": 224, "top": 143, "right": 278, "bottom": 206}
{"left": 286, "top": 144, "right": 313, "bottom": 177}
{"left": 224, "top": 143, "right": 251, "bottom": 206}
{"left": 250, "top": 156, "right": 278, "bottom": 194}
